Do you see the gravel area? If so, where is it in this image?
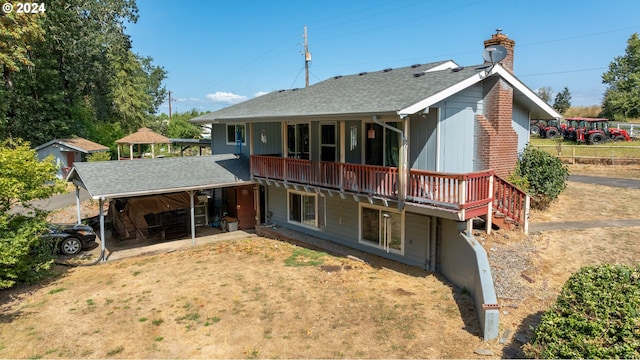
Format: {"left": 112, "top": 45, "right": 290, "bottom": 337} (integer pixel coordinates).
{"left": 479, "top": 232, "right": 537, "bottom": 302}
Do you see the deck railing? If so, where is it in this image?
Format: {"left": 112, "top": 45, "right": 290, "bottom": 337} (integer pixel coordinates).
{"left": 407, "top": 169, "right": 494, "bottom": 218}
{"left": 250, "top": 155, "right": 398, "bottom": 198}
{"left": 250, "top": 155, "right": 528, "bottom": 231}
{"left": 493, "top": 176, "right": 529, "bottom": 233}
{"left": 252, "top": 156, "right": 493, "bottom": 216}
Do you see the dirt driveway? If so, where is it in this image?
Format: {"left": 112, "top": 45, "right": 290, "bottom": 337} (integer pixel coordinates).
{"left": 0, "top": 165, "right": 639, "bottom": 358}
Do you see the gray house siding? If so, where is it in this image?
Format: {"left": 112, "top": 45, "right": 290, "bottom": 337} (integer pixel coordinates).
{"left": 266, "top": 185, "right": 433, "bottom": 268}
{"left": 433, "top": 85, "right": 482, "bottom": 173}
{"left": 211, "top": 123, "right": 251, "bottom": 157}
{"left": 36, "top": 146, "right": 81, "bottom": 178}
{"left": 409, "top": 110, "right": 438, "bottom": 171}
{"left": 404, "top": 212, "right": 431, "bottom": 268}
{"left": 512, "top": 102, "right": 530, "bottom": 156}
{"left": 251, "top": 122, "right": 283, "bottom": 155}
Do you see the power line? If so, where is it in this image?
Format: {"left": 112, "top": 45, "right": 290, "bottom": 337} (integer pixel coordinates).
{"left": 519, "top": 67, "right": 608, "bottom": 78}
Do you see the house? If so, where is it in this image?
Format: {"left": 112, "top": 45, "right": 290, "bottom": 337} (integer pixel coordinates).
{"left": 190, "top": 31, "right": 560, "bottom": 340}
{"left": 35, "top": 137, "right": 109, "bottom": 178}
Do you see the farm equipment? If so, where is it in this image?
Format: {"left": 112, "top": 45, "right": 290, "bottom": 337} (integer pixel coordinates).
{"left": 539, "top": 119, "right": 564, "bottom": 139}
{"left": 562, "top": 118, "right": 581, "bottom": 141}
{"left": 574, "top": 118, "right": 631, "bottom": 144}
{"left": 530, "top": 120, "right": 544, "bottom": 135}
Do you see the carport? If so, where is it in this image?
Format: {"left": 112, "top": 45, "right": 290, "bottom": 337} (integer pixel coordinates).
{"left": 66, "top": 154, "right": 255, "bottom": 261}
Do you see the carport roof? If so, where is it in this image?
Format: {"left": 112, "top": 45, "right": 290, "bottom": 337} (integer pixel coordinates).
{"left": 67, "top": 154, "right": 253, "bottom": 199}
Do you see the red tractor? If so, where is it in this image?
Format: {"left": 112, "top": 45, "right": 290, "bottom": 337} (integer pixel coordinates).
{"left": 562, "top": 118, "right": 581, "bottom": 141}
{"left": 575, "top": 118, "right": 631, "bottom": 144}
{"left": 539, "top": 119, "right": 564, "bottom": 139}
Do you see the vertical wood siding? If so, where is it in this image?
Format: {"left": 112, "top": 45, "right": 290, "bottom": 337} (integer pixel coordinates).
{"left": 434, "top": 85, "right": 482, "bottom": 173}
{"left": 252, "top": 122, "right": 283, "bottom": 155}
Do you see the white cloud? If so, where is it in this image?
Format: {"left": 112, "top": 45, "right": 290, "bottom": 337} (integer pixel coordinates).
{"left": 254, "top": 91, "right": 270, "bottom": 97}
{"left": 206, "top": 91, "right": 247, "bottom": 104}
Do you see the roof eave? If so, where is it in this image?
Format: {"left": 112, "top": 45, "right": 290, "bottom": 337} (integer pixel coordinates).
{"left": 398, "top": 71, "right": 488, "bottom": 116}
{"left": 191, "top": 111, "right": 401, "bottom": 124}
{"left": 86, "top": 181, "right": 255, "bottom": 200}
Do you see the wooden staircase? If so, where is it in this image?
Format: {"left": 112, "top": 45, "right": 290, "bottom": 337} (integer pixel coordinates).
{"left": 491, "top": 176, "right": 530, "bottom": 234}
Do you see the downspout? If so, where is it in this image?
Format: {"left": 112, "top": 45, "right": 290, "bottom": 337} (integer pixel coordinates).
{"left": 372, "top": 115, "right": 407, "bottom": 210}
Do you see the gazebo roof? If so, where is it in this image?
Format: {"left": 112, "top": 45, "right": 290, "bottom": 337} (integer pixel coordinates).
{"left": 115, "top": 127, "right": 171, "bottom": 145}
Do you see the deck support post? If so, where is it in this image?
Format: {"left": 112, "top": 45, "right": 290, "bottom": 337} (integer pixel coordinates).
{"left": 486, "top": 174, "right": 494, "bottom": 234}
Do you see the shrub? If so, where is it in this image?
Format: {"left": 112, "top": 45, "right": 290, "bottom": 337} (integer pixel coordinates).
{"left": 86, "top": 151, "right": 112, "bottom": 162}
{"left": 510, "top": 146, "right": 569, "bottom": 209}
{"left": 0, "top": 213, "right": 55, "bottom": 288}
{"left": 0, "top": 139, "right": 64, "bottom": 288}
{"left": 526, "top": 264, "right": 640, "bottom": 359}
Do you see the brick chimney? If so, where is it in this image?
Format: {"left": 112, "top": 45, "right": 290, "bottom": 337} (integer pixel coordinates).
{"left": 483, "top": 29, "right": 515, "bottom": 73}
{"left": 476, "top": 30, "right": 518, "bottom": 178}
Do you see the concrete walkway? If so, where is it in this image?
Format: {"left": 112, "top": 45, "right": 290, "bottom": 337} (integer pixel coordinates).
{"left": 103, "top": 230, "right": 257, "bottom": 261}
{"left": 529, "top": 175, "right": 640, "bottom": 233}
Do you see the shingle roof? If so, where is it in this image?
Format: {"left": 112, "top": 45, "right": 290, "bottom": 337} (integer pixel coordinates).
{"left": 35, "top": 137, "right": 109, "bottom": 153}
{"left": 190, "top": 61, "right": 487, "bottom": 123}
{"left": 68, "top": 155, "right": 252, "bottom": 199}
{"left": 115, "top": 127, "right": 171, "bottom": 144}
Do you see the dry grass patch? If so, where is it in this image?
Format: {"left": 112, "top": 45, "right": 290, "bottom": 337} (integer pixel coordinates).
{"left": 0, "top": 238, "right": 484, "bottom": 359}
{"left": 530, "top": 180, "right": 640, "bottom": 223}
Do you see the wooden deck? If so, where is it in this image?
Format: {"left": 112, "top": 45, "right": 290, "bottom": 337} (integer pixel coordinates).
{"left": 250, "top": 155, "right": 528, "bottom": 230}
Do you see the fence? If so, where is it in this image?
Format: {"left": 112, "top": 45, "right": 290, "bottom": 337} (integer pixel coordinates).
{"left": 531, "top": 144, "right": 640, "bottom": 164}
{"left": 615, "top": 123, "right": 640, "bottom": 138}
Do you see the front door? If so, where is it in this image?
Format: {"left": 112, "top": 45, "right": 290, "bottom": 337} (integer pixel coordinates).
{"left": 235, "top": 185, "right": 256, "bottom": 230}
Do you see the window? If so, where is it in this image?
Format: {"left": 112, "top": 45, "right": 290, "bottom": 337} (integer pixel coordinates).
{"left": 359, "top": 204, "right": 403, "bottom": 254}
{"left": 320, "top": 123, "right": 337, "bottom": 161}
{"left": 365, "top": 122, "right": 401, "bottom": 167}
{"left": 226, "top": 124, "right": 246, "bottom": 145}
{"left": 287, "top": 123, "right": 310, "bottom": 159}
{"left": 288, "top": 190, "right": 317, "bottom": 227}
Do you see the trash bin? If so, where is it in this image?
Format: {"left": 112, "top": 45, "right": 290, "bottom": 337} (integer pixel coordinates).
{"left": 227, "top": 221, "right": 238, "bottom": 232}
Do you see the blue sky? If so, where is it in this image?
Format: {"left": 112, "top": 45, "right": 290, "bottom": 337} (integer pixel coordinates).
{"left": 126, "top": 0, "right": 640, "bottom": 115}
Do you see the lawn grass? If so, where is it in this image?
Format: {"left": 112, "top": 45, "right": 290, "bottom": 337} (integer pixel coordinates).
{"left": 529, "top": 137, "right": 640, "bottom": 159}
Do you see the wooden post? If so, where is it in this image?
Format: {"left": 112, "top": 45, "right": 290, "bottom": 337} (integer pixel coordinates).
{"left": 523, "top": 195, "right": 530, "bottom": 235}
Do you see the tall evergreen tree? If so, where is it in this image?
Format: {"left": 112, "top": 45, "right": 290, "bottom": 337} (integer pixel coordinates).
{"left": 601, "top": 33, "right": 640, "bottom": 120}
{"left": 553, "top": 87, "right": 572, "bottom": 114}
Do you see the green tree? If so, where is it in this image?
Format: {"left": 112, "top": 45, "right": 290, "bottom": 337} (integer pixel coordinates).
{"left": 163, "top": 110, "right": 205, "bottom": 139}
{"left": 0, "top": 139, "right": 65, "bottom": 288}
{"left": 553, "top": 86, "right": 572, "bottom": 114}
{"left": 1, "top": 0, "right": 166, "bottom": 145}
{"left": 601, "top": 33, "right": 640, "bottom": 120}
{"left": 536, "top": 86, "right": 553, "bottom": 105}
{"left": 0, "top": 7, "right": 45, "bottom": 139}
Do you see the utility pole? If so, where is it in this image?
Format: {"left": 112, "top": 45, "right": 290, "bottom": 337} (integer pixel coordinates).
{"left": 168, "top": 90, "right": 173, "bottom": 119}
{"left": 303, "top": 25, "right": 311, "bottom": 88}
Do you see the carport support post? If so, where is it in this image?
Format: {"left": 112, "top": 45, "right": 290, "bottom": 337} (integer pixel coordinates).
{"left": 189, "top": 191, "right": 196, "bottom": 245}
{"left": 75, "top": 185, "right": 82, "bottom": 225}
{"left": 99, "top": 197, "right": 106, "bottom": 262}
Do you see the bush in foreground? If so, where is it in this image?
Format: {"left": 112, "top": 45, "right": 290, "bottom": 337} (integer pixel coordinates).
{"left": 526, "top": 264, "right": 640, "bottom": 359}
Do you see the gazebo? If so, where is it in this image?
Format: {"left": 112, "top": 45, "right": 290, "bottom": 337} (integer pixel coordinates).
{"left": 115, "top": 127, "right": 171, "bottom": 160}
